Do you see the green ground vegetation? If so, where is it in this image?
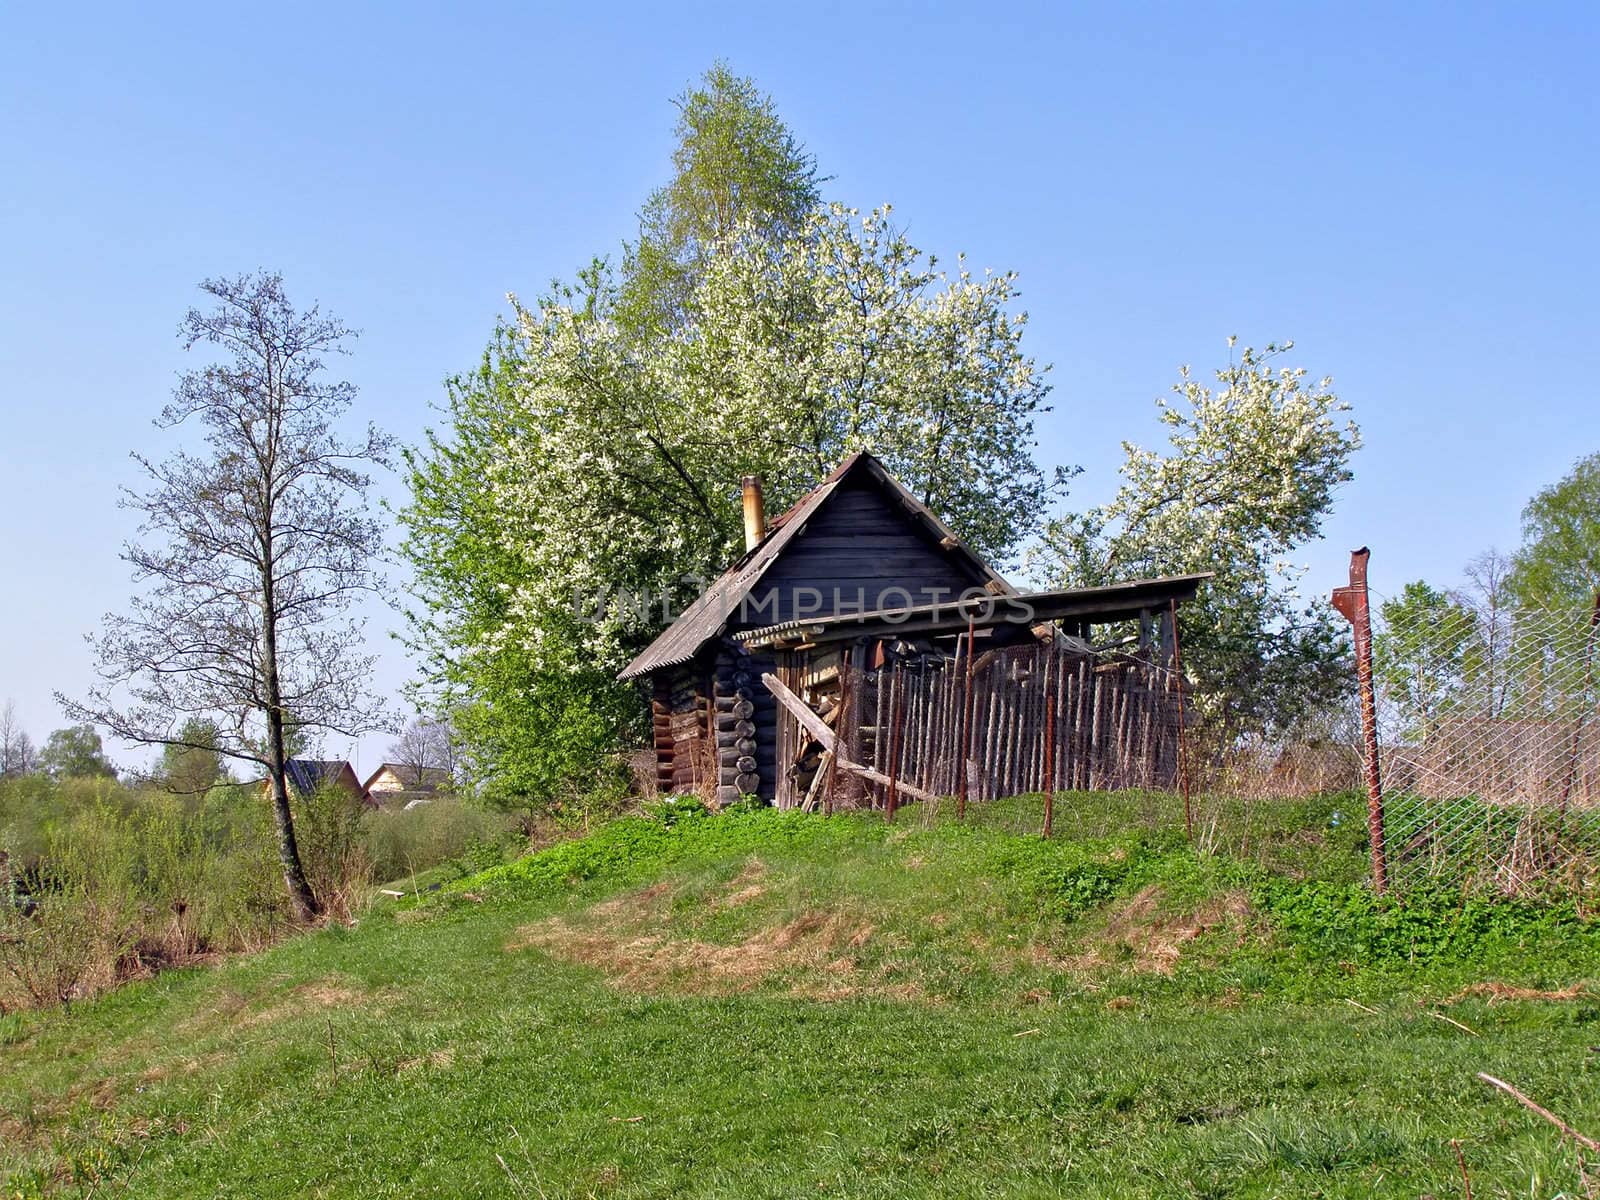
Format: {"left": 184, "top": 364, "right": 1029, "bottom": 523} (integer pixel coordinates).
{"left": 3, "top": 792, "right": 1599, "bottom": 1198}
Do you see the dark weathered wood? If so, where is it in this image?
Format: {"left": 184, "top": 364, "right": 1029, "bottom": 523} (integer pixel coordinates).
{"left": 980, "top": 670, "right": 996, "bottom": 803}
{"left": 762, "top": 672, "right": 835, "bottom": 752}
{"left": 885, "top": 667, "right": 904, "bottom": 822}
{"left": 1088, "top": 674, "right": 1104, "bottom": 790}
{"left": 838, "top": 759, "right": 941, "bottom": 804}
{"left": 1043, "top": 690, "right": 1056, "bottom": 838}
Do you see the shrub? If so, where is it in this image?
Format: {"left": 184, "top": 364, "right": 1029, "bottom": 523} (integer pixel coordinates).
{"left": 291, "top": 785, "right": 373, "bottom": 919}
{"left": 0, "top": 888, "right": 122, "bottom": 1009}
{"left": 361, "top": 797, "right": 518, "bottom": 884}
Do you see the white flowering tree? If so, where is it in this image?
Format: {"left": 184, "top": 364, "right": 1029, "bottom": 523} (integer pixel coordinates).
{"left": 400, "top": 206, "right": 1061, "bottom": 806}
{"left": 1035, "top": 341, "right": 1362, "bottom": 740}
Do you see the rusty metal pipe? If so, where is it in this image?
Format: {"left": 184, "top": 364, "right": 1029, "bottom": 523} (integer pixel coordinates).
{"left": 1331, "top": 547, "right": 1388, "bottom": 894}
{"left": 741, "top": 475, "right": 766, "bottom": 551}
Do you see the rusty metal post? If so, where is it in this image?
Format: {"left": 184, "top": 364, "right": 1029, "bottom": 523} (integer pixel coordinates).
{"left": 1042, "top": 690, "right": 1056, "bottom": 839}
{"left": 1170, "top": 598, "right": 1193, "bottom": 842}
{"left": 885, "top": 666, "right": 904, "bottom": 823}
{"left": 957, "top": 613, "right": 976, "bottom": 821}
{"left": 1331, "top": 547, "right": 1388, "bottom": 894}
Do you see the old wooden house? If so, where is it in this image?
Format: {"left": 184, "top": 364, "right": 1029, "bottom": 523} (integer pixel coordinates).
{"left": 620, "top": 452, "right": 1207, "bottom": 808}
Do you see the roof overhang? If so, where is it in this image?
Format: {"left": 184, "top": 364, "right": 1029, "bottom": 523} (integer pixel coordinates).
{"left": 732, "top": 573, "right": 1213, "bottom": 650}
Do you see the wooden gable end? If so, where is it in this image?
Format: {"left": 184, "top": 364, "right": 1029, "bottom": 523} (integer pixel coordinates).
{"left": 735, "top": 473, "right": 992, "bottom": 627}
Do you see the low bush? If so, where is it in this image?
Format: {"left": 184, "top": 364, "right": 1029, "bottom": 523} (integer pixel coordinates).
{"left": 459, "top": 802, "right": 868, "bottom": 902}
{"left": 1251, "top": 875, "right": 1600, "bottom": 971}
{"left": 0, "top": 774, "right": 524, "bottom": 1011}
{"left": 362, "top": 796, "right": 518, "bottom": 884}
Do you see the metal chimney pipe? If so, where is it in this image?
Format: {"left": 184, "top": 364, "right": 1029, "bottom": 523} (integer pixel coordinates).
{"left": 741, "top": 475, "right": 766, "bottom": 551}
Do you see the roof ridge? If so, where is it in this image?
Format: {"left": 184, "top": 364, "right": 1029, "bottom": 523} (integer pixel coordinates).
{"left": 618, "top": 453, "right": 1007, "bottom": 680}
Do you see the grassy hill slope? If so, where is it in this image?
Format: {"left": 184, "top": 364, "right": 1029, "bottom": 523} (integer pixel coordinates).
{"left": 4, "top": 795, "right": 1600, "bottom": 1198}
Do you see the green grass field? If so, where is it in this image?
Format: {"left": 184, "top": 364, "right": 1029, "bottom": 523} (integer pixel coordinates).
{"left": 4, "top": 793, "right": 1600, "bottom": 1198}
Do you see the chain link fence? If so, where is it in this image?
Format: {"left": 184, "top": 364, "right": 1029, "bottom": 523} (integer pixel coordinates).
{"left": 766, "top": 567, "right": 1600, "bottom": 900}
{"left": 1372, "top": 591, "right": 1600, "bottom": 896}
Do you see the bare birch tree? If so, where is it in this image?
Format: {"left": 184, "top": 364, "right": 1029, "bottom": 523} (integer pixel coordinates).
{"left": 62, "top": 273, "right": 393, "bottom": 920}
{"left": 0, "top": 701, "right": 35, "bottom": 778}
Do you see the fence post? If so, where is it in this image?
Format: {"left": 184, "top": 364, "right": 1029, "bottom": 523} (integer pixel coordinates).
{"left": 1042, "top": 690, "right": 1056, "bottom": 838}
{"left": 1169, "top": 597, "right": 1193, "bottom": 842}
{"left": 885, "top": 666, "right": 904, "bottom": 823}
{"left": 958, "top": 614, "right": 975, "bottom": 822}
{"left": 825, "top": 650, "right": 849, "bottom": 818}
{"left": 1331, "top": 546, "right": 1388, "bottom": 894}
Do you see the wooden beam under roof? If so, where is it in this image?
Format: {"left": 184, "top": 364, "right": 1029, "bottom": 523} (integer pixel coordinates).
{"left": 734, "top": 573, "right": 1213, "bottom": 650}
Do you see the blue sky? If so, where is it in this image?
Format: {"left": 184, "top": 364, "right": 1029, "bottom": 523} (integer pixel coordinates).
{"left": 2, "top": 2, "right": 1596, "bottom": 772}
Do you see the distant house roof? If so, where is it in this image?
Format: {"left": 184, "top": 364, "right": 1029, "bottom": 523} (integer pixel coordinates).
{"left": 276, "top": 759, "right": 370, "bottom": 804}
{"left": 618, "top": 452, "right": 1013, "bottom": 680}
{"left": 363, "top": 763, "right": 451, "bottom": 793}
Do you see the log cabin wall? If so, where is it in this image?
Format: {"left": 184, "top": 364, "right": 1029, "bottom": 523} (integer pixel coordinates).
{"left": 711, "top": 642, "right": 777, "bottom": 804}
{"left": 651, "top": 661, "right": 714, "bottom": 797}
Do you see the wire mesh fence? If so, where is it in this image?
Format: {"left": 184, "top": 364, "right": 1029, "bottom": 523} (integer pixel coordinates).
{"left": 762, "top": 572, "right": 1600, "bottom": 900}
{"left": 1372, "top": 592, "right": 1600, "bottom": 896}
{"left": 784, "top": 635, "right": 1365, "bottom": 857}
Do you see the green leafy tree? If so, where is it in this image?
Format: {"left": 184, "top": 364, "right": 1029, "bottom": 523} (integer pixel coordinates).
{"left": 1507, "top": 451, "right": 1600, "bottom": 608}
{"left": 1036, "top": 340, "right": 1361, "bottom": 739}
{"left": 37, "top": 725, "right": 116, "bottom": 780}
{"left": 1374, "top": 581, "right": 1479, "bottom": 740}
{"left": 158, "top": 717, "right": 230, "bottom": 796}
{"left": 619, "top": 62, "right": 820, "bottom": 337}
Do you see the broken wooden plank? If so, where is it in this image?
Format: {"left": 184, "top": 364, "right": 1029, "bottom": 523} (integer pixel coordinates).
{"left": 803, "top": 749, "right": 834, "bottom": 812}
{"left": 762, "top": 672, "right": 837, "bottom": 751}
{"left": 765, "top": 670, "right": 944, "bottom": 807}
{"left": 838, "top": 759, "right": 942, "bottom": 805}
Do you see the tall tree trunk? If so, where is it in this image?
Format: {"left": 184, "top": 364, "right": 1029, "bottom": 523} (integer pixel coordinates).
{"left": 262, "top": 568, "right": 321, "bottom": 921}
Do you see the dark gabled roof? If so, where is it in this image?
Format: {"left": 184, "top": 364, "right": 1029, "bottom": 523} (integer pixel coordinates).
{"left": 732, "top": 573, "right": 1214, "bottom": 648}
{"left": 284, "top": 759, "right": 358, "bottom": 797}
{"left": 618, "top": 452, "right": 1012, "bottom": 680}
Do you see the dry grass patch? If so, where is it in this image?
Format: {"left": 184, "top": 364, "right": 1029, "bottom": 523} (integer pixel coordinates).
{"left": 591, "top": 881, "right": 671, "bottom": 919}
{"left": 1096, "top": 885, "right": 1251, "bottom": 974}
{"left": 1447, "top": 981, "right": 1598, "bottom": 1004}
{"left": 397, "top": 1047, "right": 454, "bottom": 1072}
{"left": 236, "top": 979, "right": 367, "bottom": 1030}
{"left": 176, "top": 974, "right": 379, "bottom": 1035}
{"left": 713, "top": 859, "right": 769, "bottom": 910}
{"left": 1030, "top": 886, "right": 1253, "bottom": 977}
{"left": 508, "top": 901, "right": 889, "bottom": 999}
